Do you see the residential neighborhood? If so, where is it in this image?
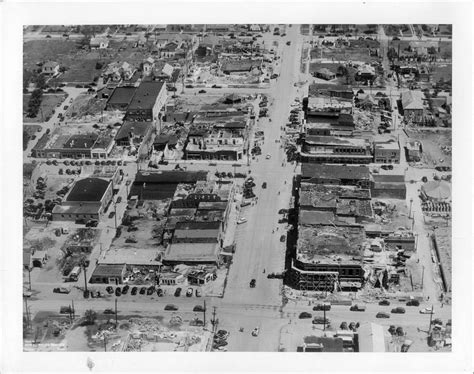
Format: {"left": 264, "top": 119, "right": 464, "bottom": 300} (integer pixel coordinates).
{"left": 21, "top": 23, "right": 452, "bottom": 354}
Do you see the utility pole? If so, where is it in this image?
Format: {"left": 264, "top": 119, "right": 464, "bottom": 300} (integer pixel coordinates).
{"left": 203, "top": 299, "right": 207, "bottom": 328}
{"left": 409, "top": 272, "right": 414, "bottom": 291}
{"left": 72, "top": 299, "right": 75, "bottom": 319}
{"left": 115, "top": 298, "right": 118, "bottom": 326}
{"left": 113, "top": 201, "right": 117, "bottom": 229}
{"left": 323, "top": 307, "right": 326, "bottom": 331}
{"left": 27, "top": 266, "right": 32, "bottom": 291}
{"left": 421, "top": 266, "right": 425, "bottom": 290}
{"left": 103, "top": 334, "right": 107, "bottom": 352}
{"left": 82, "top": 262, "right": 88, "bottom": 293}
{"left": 428, "top": 305, "right": 434, "bottom": 334}
{"left": 24, "top": 296, "right": 30, "bottom": 330}
{"left": 409, "top": 198, "right": 413, "bottom": 218}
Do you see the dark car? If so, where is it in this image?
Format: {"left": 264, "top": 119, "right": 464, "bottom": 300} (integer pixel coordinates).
{"left": 174, "top": 287, "right": 182, "bottom": 297}
{"left": 104, "top": 308, "right": 115, "bottom": 315}
{"left": 185, "top": 84, "right": 194, "bottom": 88}
{"left": 299, "top": 312, "right": 312, "bottom": 319}
{"left": 59, "top": 306, "right": 73, "bottom": 314}
{"left": 381, "top": 164, "right": 394, "bottom": 171}
{"left": 280, "top": 235, "right": 286, "bottom": 243}
{"left": 131, "top": 287, "right": 138, "bottom": 295}
{"left": 312, "top": 317, "right": 330, "bottom": 325}
{"left": 139, "top": 287, "right": 147, "bottom": 295}
{"left": 198, "top": 89, "right": 207, "bottom": 94}
{"left": 378, "top": 299, "right": 391, "bottom": 306}
{"left": 286, "top": 41, "right": 291, "bottom": 46}
{"left": 164, "top": 304, "right": 178, "bottom": 311}
{"left": 193, "top": 305, "right": 205, "bottom": 312}
{"left": 122, "top": 285, "right": 130, "bottom": 295}
{"left": 250, "top": 279, "right": 256, "bottom": 288}
{"left": 211, "top": 84, "right": 222, "bottom": 89}
{"left": 116, "top": 196, "right": 122, "bottom": 203}
{"left": 115, "top": 287, "right": 122, "bottom": 297}
{"left": 391, "top": 307, "right": 406, "bottom": 314}
{"left": 406, "top": 299, "right": 420, "bottom": 307}
{"left": 156, "top": 288, "right": 163, "bottom": 297}
{"left": 350, "top": 305, "right": 366, "bottom": 312}
{"left": 262, "top": 182, "right": 267, "bottom": 189}
{"left": 108, "top": 211, "right": 115, "bottom": 219}
{"left": 53, "top": 287, "right": 70, "bottom": 294}
{"left": 376, "top": 312, "right": 390, "bottom": 319}
{"left": 313, "top": 303, "right": 331, "bottom": 311}
{"left": 147, "top": 286, "right": 155, "bottom": 295}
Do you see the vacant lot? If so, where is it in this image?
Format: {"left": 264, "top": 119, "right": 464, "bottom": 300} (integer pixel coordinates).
{"left": 406, "top": 129, "right": 452, "bottom": 168}
{"left": 65, "top": 94, "right": 107, "bottom": 119}
{"left": 311, "top": 46, "right": 378, "bottom": 64}
{"left": 23, "top": 93, "right": 67, "bottom": 123}
{"left": 431, "top": 64, "right": 452, "bottom": 84}
{"left": 23, "top": 40, "right": 78, "bottom": 70}
{"left": 57, "top": 59, "right": 102, "bottom": 84}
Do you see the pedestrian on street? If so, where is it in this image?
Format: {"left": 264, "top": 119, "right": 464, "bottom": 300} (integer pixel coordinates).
{"left": 441, "top": 302, "right": 444, "bottom": 308}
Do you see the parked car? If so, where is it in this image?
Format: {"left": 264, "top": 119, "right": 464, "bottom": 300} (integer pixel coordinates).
{"left": 106, "top": 286, "right": 114, "bottom": 294}
{"left": 131, "top": 287, "right": 138, "bottom": 295}
{"left": 249, "top": 279, "right": 256, "bottom": 288}
{"left": 193, "top": 305, "right": 205, "bottom": 312}
{"left": 420, "top": 307, "right": 435, "bottom": 314}
{"left": 147, "top": 286, "right": 155, "bottom": 295}
{"left": 164, "top": 304, "right": 178, "bottom": 311}
{"left": 115, "top": 287, "right": 122, "bottom": 297}
{"left": 198, "top": 89, "right": 207, "bottom": 94}
{"left": 237, "top": 217, "right": 248, "bottom": 224}
{"left": 156, "top": 288, "right": 163, "bottom": 297}
{"left": 376, "top": 312, "right": 390, "bottom": 319}
{"left": 378, "top": 299, "right": 390, "bottom": 306}
{"left": 251, "top": 327, "right": 259, "bottom": 336}
{"left": 108, "top": 211, "right": 115, "bottom": 219}
{"left": 381, "top": 164, "right": 394, "bottom": 170}
{"left": 265, "top": 154, "right": 271, "bottom": 159}
{"left": 391, "top": 307, "right": 406, "bottom": 314}
{"left": 174, "top": 287, "right": 182, "bottom": 297}
{"left": 350, "top": 305, "right": 366, "bottom": 312}
{"left": 262, "top": 182, "right": 267, "bottom": 189}
{"left": 116, "top": 196, "right": 122, "bottom": 203}
{"left": 280, "top": 235, "right": 286, "bottom": 242}
{"left": 122, "top": 285, "right": 130, "bottom": 295}
{"left": 312, "top": 317, "right": 330, "bottom": 325}
{"left": 103, "top": 308, "right": 115, "bottom": 315}
{"left": 313, "top": 303, "right": 331, "bottom": 311}
{"left": 139, "top": 287, "right": 147, "bottom": 295}
{"left": 53, "top": 287, "right": 70, "bottom": 294}
{"left": 185, "top": 84, "right": 194, "bottom": 88}
{"left": 406, "top": 299, "right": 420, "bottom": 307}
{"left": 299, "top": 312, "right": 312, "bottom": 319}
{"left": 211, "top": 84, "right": 222, "bottom": 88}
{"left": 186, "top": 288, "right": 193, "bottom": 297}
{"left": 286, "top": 41, "right": 291, "bottom": 45}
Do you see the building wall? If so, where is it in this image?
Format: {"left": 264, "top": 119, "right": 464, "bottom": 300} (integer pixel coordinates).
{"left": 374, "top": 147, "right": 400, "bottom": 163}
{"left": 52, "top": 210, "right": 100, "bottom": 222}
{"left": 371, "top": 186, "right": 406, "bottom": 200}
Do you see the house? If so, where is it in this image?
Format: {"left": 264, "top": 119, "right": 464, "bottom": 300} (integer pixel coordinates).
{"left": 401, "top": 90, "right": 425, "bottom": 123}
{"left": 373, "top": 138, "right": 400, "bottom": 164}
{"left": 314, "top": 68, "right": 336, "bottom": 81}
{"left": 90, "top": 37, "right": 109, "bottom": 49}
{"left": 52, "top": 177, "right": 114, "bottom": 221}
{"left": 103, "top": 61, "right": 136, "bottom": 82}
{"left": 405, "top": 140, "right": 422, "bottom": 162}
{"left": 90, "top": 263, "right": 126, "bottom": 285}
{"left": 125, "top": 81, "right": 167, "bottom": 122}
{"left": 187, "top": 270, "right": 214, "bottom": 285}
{"left": 357, "top": 322, "right": 388, "bottom": 352}
{"left": 42, "top": 61, "right": 60, "bottom": 75}
{"left": 371, "top": 174, "right": 407, "bottom": 199}
{"left": 355, "top": 64, "right": 376, "bottom": 81}
{"left": 301, "top": 163, "right": 372, "bottom": 189}
{"left": 159, "top": 271, "right": 184, "bottom": 285}
{"left": 143, "top": 57, "right": 155, "bottom": 76}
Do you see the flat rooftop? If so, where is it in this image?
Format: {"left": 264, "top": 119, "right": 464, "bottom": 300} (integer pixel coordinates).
{"left": 163, "top": 242, "right": 220, "bottom": 263}
{"left": 128, "top": 81, "right": 164, "bottom": 110}
{"left": 107, "top": 86, "right": 137, "bottom": 106}
{"left": 100, "top": 247, "right": 162, "bottom": 266}
{"left": 296, "top": 225, "right": 366, "bottom": 264}
{"left": 66, "top": 177, "right": 110, "bottom": 202}
{"left": 305, "top": 135, "right": 368, "bottom": 147}
{"left": 301, "top": 163, "right": 371, "bottom": 181}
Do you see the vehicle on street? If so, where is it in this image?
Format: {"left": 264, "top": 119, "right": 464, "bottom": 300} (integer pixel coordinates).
{"left": 103, "top": 309, "right": 115, "bottom": 315}
{"left": 251, "top": 327, "right": 259, "bottom": 337}
{"left": 262, "top": 182, "right": 267, "bottom": 189}
{"left": 156, "top": 288, "right": 163, "bottom": 297}
{"left": 122, "top": 285, "right": 130, "bottom": 295}
{"left": 241, "top": 201, "right": 251, "bottom": 207}
{"left": 378, "top": 299, "right": 390, "bottom": 306}
{"left": 299, "top": 312, "right": 312, "bottom": 319}
{"left": 237, "top": 217, "right": 248, "bottom": 224}
{"left": 280, "top": 235, "right": 286, "bottom": 242}
{"left": 164, "top": 304, "right": 178, "bottom": 311}
{"left": 23, "top": 291, "right": 32, "bottom": 298}
{"left": 106, "top": 286, "right": 114, "bottom": 294}
{"left": 53, "top": 287, "right": 70, "bottom": 294}
{"left": 406, "top": 299, "right": 420, "bottom": 306}
{"left": 147, "top": 286, "right": 155, "bottom": 295}
{"left": 193, "top": 305, "right": 205, "bottom": 312}
{"left": 391, "top": 307, "right": 406, "bottom": 314}
{"left": 139, "top": 287, "right": 147, "bottom": 295}
{"left": 312, "top": 317, "right": 330, "bottom": 325}
{"left": 198, "top": 89, "right": 207, "bottom": 94}
{"left": 249, "top": 279, "right": 256, "bottom": 288}
{"left": 108, "top": 211, "right": 115, "bottom": 219}
{"left": 270, "top": 74, "right": 279, "bottom": 79}
{"left": 174, "top": 287, "right": 182, "bottom": 297}
{"left": 186, "top": 288, "right": 193, "bottom": 297}
{"left": 116, "top": 196, "right": 122, "bottom": 203}
{"left": 381, "top": 164, "right": 394, "bottom": 170}
{"left": 350, "top": 304, "right": 366, "bottom": 312}
{"left": 211, "top": 84, "right": 222, "bottom": 88}
{"left": 286, "top": 41, "right": 291, "bottom": 45}
{"left": 376, "top": 312, "right": 390, "bottom": 319}
{"left": 420, "top": 307, "right": 435, "bottom": 314}
{"left": 131, "top": 287, "right": 138, "bottom": 295}
{"left": 115, "top": 287, "right": 122, "bottom": 297}
{"left": 313, "top": 303, "right": 331, "bottom": 311}
{"left": 60, "top": 306, "right": 73, "bottom": 314}
{"left": 266, "top": 154, "right": 271, "bottom": 159}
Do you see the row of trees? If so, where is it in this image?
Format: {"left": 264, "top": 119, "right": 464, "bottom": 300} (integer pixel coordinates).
{"left": 26, "top": 89, "right": 43, "bottom": 118}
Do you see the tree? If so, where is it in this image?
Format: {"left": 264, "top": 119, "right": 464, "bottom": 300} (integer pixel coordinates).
{"left": 35, "top": 74, "right": 47, "bottom": 90}
{"left": 387, "top": 47, "right": 398, "bottom": 62}
{"left": 84, "top": 309, "right": 97, "bottom": 325}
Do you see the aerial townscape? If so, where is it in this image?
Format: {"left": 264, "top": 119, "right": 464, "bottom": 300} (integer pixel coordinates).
{"left": 22, "top": 24, "right": 452, "bottom": 353}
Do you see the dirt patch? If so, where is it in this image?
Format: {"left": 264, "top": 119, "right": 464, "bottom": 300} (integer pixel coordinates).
{"left": 406, "top": 129, "right": 452, "bottom": 168}
{"left": 65, "top": 94, "right": 106, "bottom": 119}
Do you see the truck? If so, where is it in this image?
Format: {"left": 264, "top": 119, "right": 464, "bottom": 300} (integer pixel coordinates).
{"left": 68, "top": 266, "right": 81, "bottom": 282}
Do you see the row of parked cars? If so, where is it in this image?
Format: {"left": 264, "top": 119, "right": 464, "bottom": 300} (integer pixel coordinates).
{"left": 104, "top": 285, "right": 202, "bottom": 298}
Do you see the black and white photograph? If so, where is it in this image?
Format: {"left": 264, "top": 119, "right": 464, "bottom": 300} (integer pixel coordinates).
{"left": 1, "top": 1, "right": 472, "bottom": 373}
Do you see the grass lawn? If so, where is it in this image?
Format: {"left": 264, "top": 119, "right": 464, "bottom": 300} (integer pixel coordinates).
{"left": 57, "top": 59, "right": 102, "bottom": 84}
{"left": 431, "top": 64, "right": 452, "bottom": 84}
{"left": 23, "top": 93, "right": 66, "bottom": 122}
{"left": 23, "top": 39, "right": 78, "bottom": 70}
{"left": 311, "top": 46, "right": 378, "bottom": 64}
{"left": 66, "top": 94, "right": 107, "bottom": 119}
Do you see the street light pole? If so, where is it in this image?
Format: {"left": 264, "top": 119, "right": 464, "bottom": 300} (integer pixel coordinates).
{"left": 115, "top": 298, "right": 118, "bottom": 326}
{"left": 28, "top": 267, "right": 32, "bottom": 291}
{"left": 421, "top": 266, "right": 425, "bottom": 290}
{"left": 82, "top": 263, "right": 88, "bottom": 293}
{"left": 428, "top": 305, "right": 434, "bottom": 335}
{"left": 409, "top": 198, "right": 413, "bottom": 219}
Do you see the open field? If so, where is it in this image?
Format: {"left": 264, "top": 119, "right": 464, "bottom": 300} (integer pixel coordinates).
{"left": 23, "top": 93, "right": 67, "bottom": 123}
{"left": 65, "top": 93, "right": 107, "bottom": 119}
{"left": 23, "top": 40, "right": 78, "bottom": 70}
{"left": 406, "top": 129, "right": 452, "bottom": 168}
{"left": 311, "top": 44, "right": 379, "bottom": 64}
